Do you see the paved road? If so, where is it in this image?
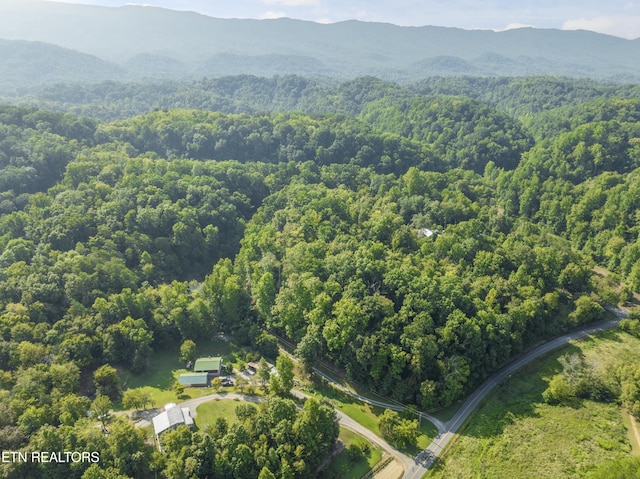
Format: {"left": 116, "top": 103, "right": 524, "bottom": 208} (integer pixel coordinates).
{"left": 135, "top": 390, "right": 412, "bottom": 475}
{"left": 311, "top": 368, "right": 446, "bottom": 433}
{"left": 334, "top": 408, "right": 413, "bottom": 469}
{"left": 180, "top": 392, "right": 265, "bottom": 414}
{"left": 275, "top": 333, "right": 446, "bottom": 432}
{"left": 135, "top": 307, "right": 626, "bottom": 479}
{"left": 401, "top": 309, "right": 626, "bottom": 479}
{"left": 129, "top": 392, "right": 267, "bottom": 429}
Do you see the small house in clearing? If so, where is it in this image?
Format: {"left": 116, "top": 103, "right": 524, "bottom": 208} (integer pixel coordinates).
{"left": 177, "top": 372, "right": 209, "bottom": 387}
{"left": 152, "top": 404, "right": 194, "bottom": 449}
{"left": 193, "top": 356, "right": 223, "bottom": 376}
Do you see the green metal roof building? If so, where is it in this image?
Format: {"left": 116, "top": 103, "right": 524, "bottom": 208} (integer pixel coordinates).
{"left": 177, "top": 372, "right": 209, "bottom": 387}
{"left": 193, "top": 356, "right": 223, "bottom": 374}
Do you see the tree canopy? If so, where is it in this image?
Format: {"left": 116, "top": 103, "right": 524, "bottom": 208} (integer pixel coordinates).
{"left": 1, "top": 74, "right": 639, "bottom": 477}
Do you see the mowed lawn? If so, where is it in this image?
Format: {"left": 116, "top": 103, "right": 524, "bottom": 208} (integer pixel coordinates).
{"left": 118, "top": 338, "right": 240, "bottom": 409}
{"left": 304, "top": 373, "right": 438, "bottom": 454}
{"left": 426, "top": 330, "right": 640, "bottom": 479}
{"left": 195, "top": 398, "right": 244, "bottom": 428}
{"left": 319, "top": 428, "right": 383, "bottom": 479}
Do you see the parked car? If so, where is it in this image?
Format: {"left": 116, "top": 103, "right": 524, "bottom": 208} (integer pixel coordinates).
{"left": 221, "top": 377, "right": 234, "bottom": 387}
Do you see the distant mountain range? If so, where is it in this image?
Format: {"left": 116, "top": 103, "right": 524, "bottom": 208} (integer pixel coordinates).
{"left": 1, "top": 0, "right": 640, "bottom": 88}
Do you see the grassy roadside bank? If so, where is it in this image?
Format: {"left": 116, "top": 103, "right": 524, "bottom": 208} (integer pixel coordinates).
{"left": 426, "top": 329, "right": 640, "bottom": 479}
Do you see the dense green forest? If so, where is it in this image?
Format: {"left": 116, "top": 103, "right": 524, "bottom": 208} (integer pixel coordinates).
{"left": 1, "top": 75, "right": 640, "bottom": 478}
{"left": 3, "top": 76, "right": 640, "bottom": 123}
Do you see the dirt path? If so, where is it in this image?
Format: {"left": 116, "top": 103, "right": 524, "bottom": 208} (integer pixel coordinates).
{"left": 373, "top": 459, "right": 404, "bottom": 479}
{"left": 628, "top": 410, "right": 640, "bottom": 453}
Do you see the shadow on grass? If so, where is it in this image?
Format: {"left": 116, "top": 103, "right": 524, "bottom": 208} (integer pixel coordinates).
{"left": 319, "top": 429, "right": 383, "bottom": 479}
{"left": 308, "top": 375, "right": 384, "bottom": 433}
{"left": 308, "top": 375, "right": 438, "bottom": 454}
{"left": 318, "top": 446, "right": 376, "bottom": 479}
{"left": 122, "top": 344, "right": 184, "bottom": 390}
{"left": 431, "top": 399, "right": 464, "bottom": 424}
{"left": 403, "top": 420, "right": 439, "bottom": 456}
{"left": 312, "top": 362, "right": 404, "bottom": 408}
{"left": 311, "top": 377, "right": 366, "bottom": 405}
{"left": 592, "top": 327, "right": 624, "bottom": 343}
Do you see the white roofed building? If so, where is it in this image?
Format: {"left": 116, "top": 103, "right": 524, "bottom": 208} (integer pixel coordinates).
{"left": 152, "top": 404, "right": 194, "bottom": 449}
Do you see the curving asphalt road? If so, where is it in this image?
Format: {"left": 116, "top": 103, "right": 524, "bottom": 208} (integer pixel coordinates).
{"left": 292, "top": 389, "right": 411, "bottom": 468}
{"left": 293, "top": 309, "right": 627, "bottom": 479}
{"left": 145, "top": 391, "right": 414, "bottom": 473}
{"left": 136, "top": 307, "right": 626, "bottom": 479}
{"left": 311, "top": 368, "right": 446, "bottom": 433}
{"left": 402, "top": 308, "right": 626, "bottom": 479}
{"left": 334, "top": 408, "right": 413, "bottom": 469}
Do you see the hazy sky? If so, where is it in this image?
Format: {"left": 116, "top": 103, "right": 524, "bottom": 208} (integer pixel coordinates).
{"left": 42, "top": 0, "right": 640, "bottom": 39}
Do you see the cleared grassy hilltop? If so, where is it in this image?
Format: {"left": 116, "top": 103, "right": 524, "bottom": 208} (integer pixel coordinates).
{"left": 426, "top": 329, "right": 640, "bottom": 479}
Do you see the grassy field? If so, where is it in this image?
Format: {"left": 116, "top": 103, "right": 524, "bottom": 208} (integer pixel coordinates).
{"left": 426, "top": 329, "right": 640, "bottom": 479}
{"left": 319, "top": 428, "right": 383, "bottom": 479}
{"left": 117, "top": 337, "right": 247, "bottom": 409}
{"left": 302, "top": 372, "right": 438, "bottom": 455}
{"left": 621, "top": 409, "right": 640, "bottom": 456}
{"left": 310, "top": 381, "right": 385, "bottom": 434}
{"left": 195, "top": 398, "right": 244, "bottom": 428}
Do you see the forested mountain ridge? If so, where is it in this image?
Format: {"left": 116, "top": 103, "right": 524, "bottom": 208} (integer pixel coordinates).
{"left": 1, "top": 1, "right": 640, "bottom": 85}
{"left": 5, "top": 75, "right": 640, "bottom": 125}
{"left": 0, "top": 39, "right": 126, "bottom": 91}
{"left": 2, "top": 74, "right": 640, "bottom": 477}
